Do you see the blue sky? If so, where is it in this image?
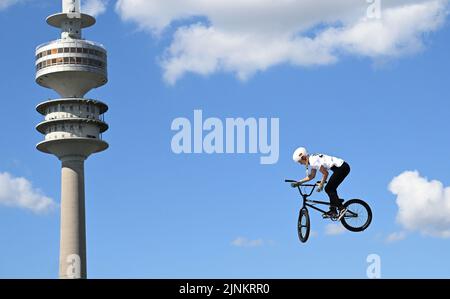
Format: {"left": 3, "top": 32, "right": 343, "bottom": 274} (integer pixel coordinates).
{"left": 1, "top": 0, "right": 450, "bottom": 278}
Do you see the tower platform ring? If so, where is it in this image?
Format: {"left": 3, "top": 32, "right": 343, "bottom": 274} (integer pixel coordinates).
{"left": 35, "top": 67, "right": 108, "bottom": 97}
{"left": 36, "top": 118, "right": 109, "bottom": 134}
{"left": 37, "top": 138, "right": 109, "bottom": 159}
{"left": 36, "top": 98, "right": 108, "bottom": 115}
{"left": 47, "top": 13, "right": 96, "bottom": 29}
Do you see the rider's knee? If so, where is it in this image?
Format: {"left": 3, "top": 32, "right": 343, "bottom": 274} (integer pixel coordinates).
{"left": 325, "top": 184, "right": 333, "bottom": 194}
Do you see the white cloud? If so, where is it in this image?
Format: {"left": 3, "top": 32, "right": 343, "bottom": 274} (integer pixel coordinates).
{"left": 386, "top": 231, "right": 407, "bottom": 243}
{"left": 231, "top": 237, "right": 264, "bottom": 248}
{"left": 0, "top": 172, "right": 56, "bottom": 214}
{"left": 324, "top": 223, "right": 346, "bottom": 236}
{"left": 0, "top": 0, "right": 22, "bottom": 10}
{"left": 115, "top": 0, "right": 449, "bottom": 84}
{"left": 389, "top": 171, "right": 450, "bottom": 238}
{"left": 82, "top": 0, "right": 108, "bottom": 17}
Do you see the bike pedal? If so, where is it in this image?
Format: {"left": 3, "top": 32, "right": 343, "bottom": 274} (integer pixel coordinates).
{"left": 322, "top": 213, "right": 337, "bottom": 219}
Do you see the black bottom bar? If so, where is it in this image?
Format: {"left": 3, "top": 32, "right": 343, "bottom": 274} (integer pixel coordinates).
{"left": 0, "top": 279, "right": 448, "bottom": 297}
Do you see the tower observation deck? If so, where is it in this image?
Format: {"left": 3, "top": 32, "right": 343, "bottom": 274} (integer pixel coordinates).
{"left": 35, "top": 0, "right": 109, "bottom": 279}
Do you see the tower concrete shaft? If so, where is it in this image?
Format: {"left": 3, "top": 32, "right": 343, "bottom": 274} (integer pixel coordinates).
{"left": 35, "top": 0, "right": 109, "bottom": 279}
{"left": 60, "top": 156, "right": 87, "bottom": 279}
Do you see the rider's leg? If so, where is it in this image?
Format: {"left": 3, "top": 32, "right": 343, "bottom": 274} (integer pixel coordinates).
{"left": 325, "top": 162, "right": 350, "bottom": 209}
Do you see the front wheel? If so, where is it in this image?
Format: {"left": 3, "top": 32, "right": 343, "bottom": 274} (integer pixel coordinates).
{"left": 298, "top": 208, "right": 310, "bottom": 243}
{"left": 340, "top": 199, "right": 372, "bottom": 232}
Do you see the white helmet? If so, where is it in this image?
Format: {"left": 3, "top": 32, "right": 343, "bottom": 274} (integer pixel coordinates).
{"left": 292, "top": 147, "right": 308, "bottom": 163}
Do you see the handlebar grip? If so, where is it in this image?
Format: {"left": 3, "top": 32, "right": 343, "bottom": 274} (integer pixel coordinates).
{"left": 285, "top": 179, "right": 297, "bottom": 183}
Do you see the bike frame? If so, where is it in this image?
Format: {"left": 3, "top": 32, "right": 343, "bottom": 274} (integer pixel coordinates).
{"left": 295, "top": 184, "right": 332, "bottom": 214}
{"left": 285, "top": 180, "right": 358, "bottom": 218}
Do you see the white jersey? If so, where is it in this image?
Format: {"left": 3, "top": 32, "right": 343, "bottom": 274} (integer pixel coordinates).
{"left": 308, "top": 154, "right": 345, "bottom": 171}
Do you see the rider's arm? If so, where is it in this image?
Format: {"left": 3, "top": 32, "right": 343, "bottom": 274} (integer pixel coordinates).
{"left": 319, "top": 166, "right": 328, "bottom": 186}
{"left": 299, "top": 169, "right": 316, "bottom": 184}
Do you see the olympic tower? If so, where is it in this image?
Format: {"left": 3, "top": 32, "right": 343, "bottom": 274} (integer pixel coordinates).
{"left": 35, "top": 0, "right": 108, "bottom": 279}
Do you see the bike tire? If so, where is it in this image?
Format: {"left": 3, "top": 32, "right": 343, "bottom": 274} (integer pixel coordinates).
{"left": 298, "top": 208, "right": 310, "bottom": 243}
{"left": 341, "top": 199, "right": 372, "bottom": 232}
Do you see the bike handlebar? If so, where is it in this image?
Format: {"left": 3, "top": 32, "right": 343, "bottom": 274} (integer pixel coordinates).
{"left": 285, "top": 179, "right": 328, "bottom": 198}
{"left": 284, "top": 179, "right": 327, "bottom": 186}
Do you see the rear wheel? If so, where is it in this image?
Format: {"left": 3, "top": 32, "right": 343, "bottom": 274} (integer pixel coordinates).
{"left": 298, "top": 208, "right": 310, "bottom": 243}
{"left": 341, "top": 199, "right": 372, "bottom": 232}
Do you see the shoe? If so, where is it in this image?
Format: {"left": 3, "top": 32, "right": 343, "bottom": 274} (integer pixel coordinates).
{"left": 337, "top": 207, "right": 348, "bottom": 221}
{"left": 322, "top": 209, "right": 338, "bottom": 219}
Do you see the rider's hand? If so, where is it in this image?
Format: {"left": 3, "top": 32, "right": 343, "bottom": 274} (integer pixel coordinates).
{"left": 317, "top": 183, "right": 324, "bottom": 192}
{"left": 291, "top": 182, "right": 300, "bottom": 188}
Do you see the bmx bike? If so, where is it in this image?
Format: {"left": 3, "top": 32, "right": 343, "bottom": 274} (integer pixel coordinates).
{"left": 285, "top": 180, "right": 372, "bottom": 243}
